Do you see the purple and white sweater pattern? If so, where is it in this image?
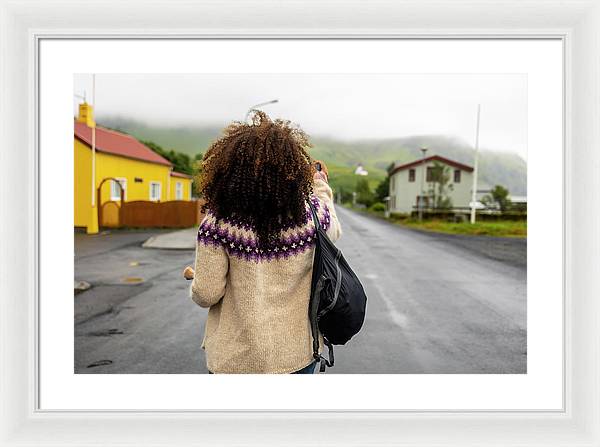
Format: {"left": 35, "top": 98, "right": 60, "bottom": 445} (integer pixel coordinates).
{"left": 196, "top": 195, "right": 331, "bottom": 263}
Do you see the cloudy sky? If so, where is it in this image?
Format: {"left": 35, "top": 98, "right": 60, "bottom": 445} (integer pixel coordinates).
{"left": 74, "top": 73, "right": 527, "bottom": 159}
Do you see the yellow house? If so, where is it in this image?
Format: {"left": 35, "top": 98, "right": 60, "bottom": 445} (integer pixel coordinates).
{"left": 74, "top": 102, "right": 193, "bottom": 233}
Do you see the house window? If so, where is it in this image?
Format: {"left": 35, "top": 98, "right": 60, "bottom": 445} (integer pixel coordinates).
{"left": 149, "top": 181, "right": 162, "bottom": 201}
{"left": 416, "top": 195, "right": 430, "bottom": 208}
{"left": 408, "top": 169, "right": 415, "bottom": 182}
{"left": 175, "top": 182, "right": 183, "bottom": 200}
{"left": 426, "top": 167, "right": 433, "bottom": 182}
{"left": 390, "top": 175, "right": 395, "bottom": 191}
{"left": 426, "top": 166, "right": 443, "bottom": 182}
{"left": 454, "top": 169, "right": 461, "bottom": 183}
{"left": 110, "top": 178, "right": 126, "bottom": 201}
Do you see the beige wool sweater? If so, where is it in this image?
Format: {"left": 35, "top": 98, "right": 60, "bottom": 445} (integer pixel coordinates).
{"left": 190, "top": 179, "right": 342, "bottom": 374}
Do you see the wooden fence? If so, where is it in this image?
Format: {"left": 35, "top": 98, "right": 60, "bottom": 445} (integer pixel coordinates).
{"left": 100, "top": 199, "right": 204, "bottom": 228}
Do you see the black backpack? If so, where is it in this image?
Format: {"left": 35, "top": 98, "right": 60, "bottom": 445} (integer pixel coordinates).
{"left": 308, "top": 201, "right": 367, "bottom": 372}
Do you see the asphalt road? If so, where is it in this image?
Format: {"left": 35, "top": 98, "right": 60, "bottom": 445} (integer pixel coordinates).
{"left": 75, "top": 207, "right": 526, "bottom": 374}
{"left": 75, "top": 230, "right": 205, "bottom": 373}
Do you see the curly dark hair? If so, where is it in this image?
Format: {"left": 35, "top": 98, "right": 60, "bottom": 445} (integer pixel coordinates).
{"left": 197, "top": 111, "right": 314, "bottom": 247}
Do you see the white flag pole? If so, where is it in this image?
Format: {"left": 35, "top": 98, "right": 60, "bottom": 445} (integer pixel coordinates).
{"left": 470, "top": 104, "right": 481, "bottom": 224}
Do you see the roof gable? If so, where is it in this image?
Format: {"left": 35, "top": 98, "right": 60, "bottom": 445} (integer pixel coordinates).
{"left": 74, "top": 120, "right": 172, "bottom": 167}
{"left": 390, "top": 155, "right": 473, "bottom": 176}
{"left": 171, "top": 171, "right": 193, "bottom": 179}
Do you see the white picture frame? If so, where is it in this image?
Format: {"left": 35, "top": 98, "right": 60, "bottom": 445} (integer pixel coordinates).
{"left": 1, "top": 0, "right": 599, "bottom": 445}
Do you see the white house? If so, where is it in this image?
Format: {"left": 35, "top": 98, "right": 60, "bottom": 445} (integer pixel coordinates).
{"left": 388, "top": 155, "right": 474, "bottom": 213}
{"left": 355, "top": 164, "right": 369, "bottom": 176}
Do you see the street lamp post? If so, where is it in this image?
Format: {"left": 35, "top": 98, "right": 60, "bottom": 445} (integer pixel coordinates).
{"left": 245, "top": 99, "right": 279, "bottom": 122}
{"left": 418, "top": 146, "right": 428, "bottom": 221}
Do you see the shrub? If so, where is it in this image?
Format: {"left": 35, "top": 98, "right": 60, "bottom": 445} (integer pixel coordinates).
{"left": 389, "top": 212, "right": 410, "bottom": 221}
{"left": 369, "top": 202, "right": 386, "bottom": 212}
{"left": 355, "top": 178, "right": 376, "bottom": 207}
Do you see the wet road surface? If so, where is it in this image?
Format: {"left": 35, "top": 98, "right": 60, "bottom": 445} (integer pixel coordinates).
{"left": 75, "top": 207, "right": 526, "bottom": 374}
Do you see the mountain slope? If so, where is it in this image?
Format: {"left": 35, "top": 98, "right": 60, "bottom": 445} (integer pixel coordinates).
{"left": 97, "top": 117, "right": 527, "bottom": 196}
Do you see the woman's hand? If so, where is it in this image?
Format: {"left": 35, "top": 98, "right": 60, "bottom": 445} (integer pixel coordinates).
{"left": 314, "top": 171, "right": 328, "bottom": 182}
{"left": 183, "top": 266, "right": 195, "bottom": 280}
{"left": 312, "top": 160, "right": 329, "bottom": 183}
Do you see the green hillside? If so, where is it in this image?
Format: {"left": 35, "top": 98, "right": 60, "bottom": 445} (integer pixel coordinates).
{"left": 97, "top": 117, "right": 527, "bottom": 196}
{"left": 324, "top": 164, "right": 384, "bottom": 199}
{"left": 99, "top": 116, "right": 218, "bottom": 160}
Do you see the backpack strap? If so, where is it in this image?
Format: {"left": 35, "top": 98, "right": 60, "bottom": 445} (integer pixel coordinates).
{"left": 318, "top": 339, "right": 334, "bottom": 372}
{"left": 308, "top": 199, "right": 335, "bottom": 372}
{"left": 309, "top": 274, "right": 324, "bottom": 359}
{"left": 308, "top": 198, "right": 321, "bottom": 231}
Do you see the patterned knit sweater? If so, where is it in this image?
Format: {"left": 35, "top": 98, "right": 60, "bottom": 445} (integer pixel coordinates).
{"left": 190, "top": 179, "right": 342, "bottom": 373}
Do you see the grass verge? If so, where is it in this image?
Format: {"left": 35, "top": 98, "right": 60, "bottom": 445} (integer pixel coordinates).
{"left": 345, "top": 205, "right": 527, "bottom": 238}
{"left": 398, "top": 218, "right": 527, "bottom": 238}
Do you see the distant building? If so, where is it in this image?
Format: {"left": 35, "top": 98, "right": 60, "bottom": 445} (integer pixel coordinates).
{"left": 354, "top": 164, "right": 369, "bottom": 176}
{"left": 508, "top": 195, "right": 527, "bottom": 205}
{"left": 388, "top": 155, "right": 474, "bottom": 213}
{"left": 476, "top": 190, "right": 527, "bottom": 209}
{"left": 74, "top": 102, "right": 193, "bottom": 233}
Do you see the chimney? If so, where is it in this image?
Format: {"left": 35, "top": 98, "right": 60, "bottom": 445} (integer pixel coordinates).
{"left": 77, "top": 102, "right": 95, "bottom": 128}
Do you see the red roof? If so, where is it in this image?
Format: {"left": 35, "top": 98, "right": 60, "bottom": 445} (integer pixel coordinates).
{"left": 389, "top": 155, "right": 473, "bottom": 176}
{"left": 171, "top": 171, "right": 192, "bottom": 179}
{"left": 74, "top": 120, "right": 172, "bottom": 167}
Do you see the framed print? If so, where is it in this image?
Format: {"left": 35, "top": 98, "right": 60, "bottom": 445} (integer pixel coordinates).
{"left": 1, "top": 1, "right": 599, "bottom": 446}
{"left": 49, "top": 40, "right": 556, "bottom": 411}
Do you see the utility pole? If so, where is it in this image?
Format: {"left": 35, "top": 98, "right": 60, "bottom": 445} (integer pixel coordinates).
{"left": 87, "top": 74, "right": 99, "bottom": 234}
{"left": 91, "top": 74, "right": 96, "bottom": 207}
{"left": 418, "top": 146, "right": 428, "bottom": 221}
{"left": 470, "top": 104, "right": 481, "bottom": 224}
